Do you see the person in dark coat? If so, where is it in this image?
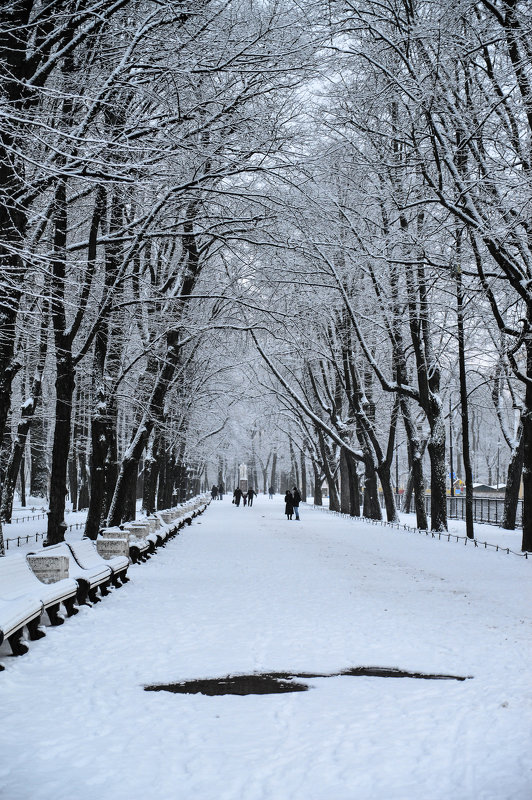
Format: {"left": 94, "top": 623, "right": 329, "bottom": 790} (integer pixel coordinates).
{"left": 292, "top": 486, "right": 301, "bottom": 520}
{"left": 247, "top": 487, "right": 256, "bottom": 506}
{"left": 284, "top": 489, "right": 294, "bottom": 520}
{"left": 211, "top": 484, "right": 218, "bottom": 500}
{"left": 218, "top": 482, "right": 224, "bottom": 499}
{"left": 233, "top": 487, "right": 242, "bottom": 506}
{"left": 268, "top": 486, "right": 274, "bottom": 499}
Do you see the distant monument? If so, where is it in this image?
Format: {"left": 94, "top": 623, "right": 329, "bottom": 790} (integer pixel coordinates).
{"left": 239, "top": 463, "right": 248, "bottom": 493}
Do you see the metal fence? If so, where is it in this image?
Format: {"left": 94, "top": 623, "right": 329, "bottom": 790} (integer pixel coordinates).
{"left": 4, "top": 521, "right": 86, "bottom": 550}
{"left": 390, "top": 494, "right": 522, "bottom": 528}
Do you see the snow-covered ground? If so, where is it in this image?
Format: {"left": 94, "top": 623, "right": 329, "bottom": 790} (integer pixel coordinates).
{"left": 1, "top": 496, "right": 531, "bottom": 800}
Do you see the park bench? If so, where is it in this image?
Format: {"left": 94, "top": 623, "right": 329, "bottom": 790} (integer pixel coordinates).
{"left": 0, "top": 553, "right": 78, "bottom": 667}
{"left": 155, "top": 511, "right": 183, "bottom": 535}
{"left": 34, "top": 542, "right": 112, "bottom": 605}
{"left": 99, "top": 526, "right": 150, "bottom": 563}
{"left": 122, "top": 521, "right": 159, "bottom": 554}
{"left": 0, "top": 593, "right": 43, "bottom": 667}
{"left": 99, "top": 526, "right": 150, "bottom": 562}
{"left": 69, "top": 539, "right": 129, "bottom": 588}
{"left": 10, "top": 553, "right": 79, "bottom": 624}
{"left": 146, "top": 515, "right": 173, "bottom": 547}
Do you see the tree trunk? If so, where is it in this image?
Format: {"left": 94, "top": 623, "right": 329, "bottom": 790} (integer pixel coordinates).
{"left": 2, "top": 433, "right": 27, "bottom": 523}
{"left": 46, "top": 359, "right": 75, "bottom": 544}
{"left": 318, "top": 431, "right": 340, "bottom": 511}
{"left": 312, "top": 459, "right": 322, "bottom": 505}
{"left": 142, "top": 431, "right": 159, "bottom": 514}
{"left": 68, "top": 393, "right": 79, "bottom": 513}
{"left": 108, "top": 328, "right": 182, "bottom": 526}
{"left": 30, "top": 415, "right": 48, "bottom": 498}
{"left": 78, "top": 453, "right": 90, "bottom": 509}
{"left": 300, "top": 448, "right": 307, "bottom": 502}
{"left": 47, "top": 179, "right": 76, "bottom": 546}
{"left": 456, "top": 245, "right": 474, "bottom": 539}
{"left": 156, "top": 448, "right": 167, "bottom": 510}
{"left": 269, "top": 450, "right": 277, "bottom": 493}
{"left": 502, "top": 428, "right": 523, "bottom": 530}
{"left": 103, "top": 410, "right": 118, "bottom": 517}
{"left": 378, "top": 461, "right": 397, "bottom": 523}
{"left": 521, "top": 334, "right": 532, "bottom": 551}
{"left": 163, "top": 448, "right": 177, "bottom": 508}
{"left": 289, "top": 438, "right": 299, "bottom": 489}
{"left": 340, "top": 446, "right": 350, "bottom": 514}
{"left": 19, "top": 453, "right": 26, "bottom": 507}
{"left": 68, "top": 450, "right": 78, "bottom": 513}
{"left": 400, "top": 403, "right": 428, "bottom": 529}
{"left": 84, "top": 385, "right": 108, "bottom": 539}
{"left": 1, "top": 309, "right": 48, "bottom": 521}
{"left": 363, "top": 456, "right": 382, "bottom": 519}
{"left": 427, "top": 406, "right": 447, "bottom": 532}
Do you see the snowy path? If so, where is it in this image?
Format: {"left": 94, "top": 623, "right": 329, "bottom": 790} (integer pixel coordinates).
{"left": 1, "top": 497, "right": 531, "bottom": 800}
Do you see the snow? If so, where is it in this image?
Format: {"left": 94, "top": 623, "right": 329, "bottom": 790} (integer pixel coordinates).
{"left": 1, "top": 496, "right": 531, "bottom": 800}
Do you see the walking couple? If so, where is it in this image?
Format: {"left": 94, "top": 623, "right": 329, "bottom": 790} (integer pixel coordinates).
{"left": 284, "top": 487, "right": 301, "bottom": 520}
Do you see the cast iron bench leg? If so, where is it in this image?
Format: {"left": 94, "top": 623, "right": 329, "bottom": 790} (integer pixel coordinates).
{"left": 8, "top": 628, "right": 30, "bottom": 655}
{"left": 27, "top": 618, "right": 46, "bottom": 642}
{"left": 47, "top": 603, "right": 65, "bottom": 626}
{"left": 64, "top": 597, "right": 79, "bottom": 617}
{"left": 88, "top": 587, "right": 101, "bottom": 604}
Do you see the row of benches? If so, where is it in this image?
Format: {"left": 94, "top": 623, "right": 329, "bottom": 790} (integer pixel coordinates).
{"left": 0, "top": 496, "right": 210, "bottom": 670}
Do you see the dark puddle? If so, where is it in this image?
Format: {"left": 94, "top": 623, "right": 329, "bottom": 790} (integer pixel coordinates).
{"left": 144, "top": 668, "right": 471, "bottom": 696}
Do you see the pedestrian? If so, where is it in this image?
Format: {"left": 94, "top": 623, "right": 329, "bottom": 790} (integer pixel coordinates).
{"left": 284, "top": 489, "right": 294, "bottom": 520}
{"left": 211, "top": 484, "right": 218, "bottom": 500}
{"left": 247, "top": 487, "right": 256, "bottom": 506}
{"left": 218, "top": 482, "right": 224, "bottom": 499}
{"left": 233, "top": 487, "right": 242, "bottom": 506}
{"left": 292, "top": 486, "right": 301, "bottom": 520}
{"left": 268, "top": 486, "right": 274, "bottom": 499}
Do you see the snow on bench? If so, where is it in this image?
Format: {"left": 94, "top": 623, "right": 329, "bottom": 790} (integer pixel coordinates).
{"left": 98, "top": 514, "right": 176, "bottom": 562}
{"left": 122, "top": 522, "right": 159, "bottom": 554}
{"left": 33, "top": 542, "right": 112, "bottom": 605}
{"left": 98, "top": 527, "right": 151, "bottom": 563}
{"left": 0, "top": 593, "right": 43, "bottom": 667}
{"left": 95, "top": 498, "right": 211, "bottom": 566}
{"left": 69, "top": 539, "right": 129, "bottom": 588}
{"left": 0, "top": 553, "right": 78, "bottom": 668}
{"left": 96, "top": 537, "right": 130, "bottom": 562}
{"left": 18, "top": 554, "right": 78, "bottom": 622}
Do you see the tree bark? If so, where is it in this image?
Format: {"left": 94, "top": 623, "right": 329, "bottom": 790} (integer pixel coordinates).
{"left": 300, "top": 447, "right": 307, "bottom": 502}
{"left": 84, "top": 384, "right": 108, "bottom": 539}
{"left": 401, "top": 408, "right": 428, "bottom": 529}
{"left": 107, "top": 330, "right": 182, "bottom": 525}
{"left": 270, "top": 450, "right": 278, "bottom": 493}
{"left": 340, "top": 445, "right": 351, "bottom": 514}
{"left": 502, "top": 429, "right": 524, "bottom": 530}
{"left": 0, "top": 315, "right": 47, "bottom": 522}
{"left": 312, "top": 458, "right": 322, "bottom": 505}
{"left": 363, "top": 455, "right": 382, "bottom": 520}
{"left": 142, "top": 431, "right": 159, "bottom": 515}
{"left": 47, "top": 179, "right": 76, "bottom": 545}
{"left": 30, "top": 415, "right": 48, "bottom": 499}
{"left": 455, "top": 258, "right": 474, "bottom": 539}
{"left": 521, "top": 333, "right": 532, "bottom": 551}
